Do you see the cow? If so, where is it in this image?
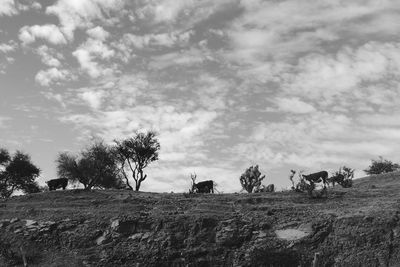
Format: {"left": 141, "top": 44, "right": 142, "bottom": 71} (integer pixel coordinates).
{"left": 193, "top": 180, "right": 214, "bottom": 193}
{"left": 302, "top": 171, "right": 328, "bottom": 188}
{"left": 328, "top": 173, "right": 345, "bottom": 187}
{"left": 46, "top": 178, "right": 68, "bottom": 191}
{"left": 190, "top": 173, "right": 214, "bottom": 193}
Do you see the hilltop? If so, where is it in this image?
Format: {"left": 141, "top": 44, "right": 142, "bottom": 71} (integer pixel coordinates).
{"left": 1, "top": 173, "right": 400, "bottom": 266}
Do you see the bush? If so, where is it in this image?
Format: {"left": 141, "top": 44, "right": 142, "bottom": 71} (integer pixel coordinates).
{"left": 56, "top": 141, "right": 123, "bottom": 190}
{"left": 330, "top": 166, "right": 354, "bottom": 188}
{"left": 0, "top": 149, "right": 40, "bottom": 198}
{"left": 239, "top": 165, "right": 265, "bottom": 193}
{"left": 364, "top": 157, "right": 400, "bottom": 175}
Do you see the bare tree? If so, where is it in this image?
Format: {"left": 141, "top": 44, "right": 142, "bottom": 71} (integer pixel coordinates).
{"left": 114, "top": 131, "right": 160, "bottom": 191}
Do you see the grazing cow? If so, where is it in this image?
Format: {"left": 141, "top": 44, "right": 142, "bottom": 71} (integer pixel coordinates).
{"left": 193, "top": 180, "right": 214, "bottom": 193}
{"left": 190, "top": 173, "right": 214, "bottom": 193}
{"left": 328, "top": 173, "right": 345, "bottom": 187}
{"left": 302, "top": 171, "right": 328, "bottom": 187}
{"left": 46, "top": 178, "right": 68, "bottom": 191}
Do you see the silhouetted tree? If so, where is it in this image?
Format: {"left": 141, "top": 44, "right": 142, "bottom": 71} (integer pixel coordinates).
{"left": 0, "top": 149, "right": 40, "bottom": 198}
{"left": 114, "top": 131, "right": 160, "bottom": 191}
{"left": 56, "top": 141, "right": 123, "bottom": 190}
{"left": 364, "top": 156, "right": 400, "bottom": 175}
{"left": 239, "top": 165, "right": 265, "bottom": 193}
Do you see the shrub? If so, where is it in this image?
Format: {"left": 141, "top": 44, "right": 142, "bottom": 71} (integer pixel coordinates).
{"left": 330, "top": 166, "right": 354, "bottom": 188}
{"left": 56, "top": 141, "right": 123, "bottom": 190}
{"left": 0, "top": 149, "right": 40, "bottom": 198}
{"left": 239, "top": 165, "right": 265, "bottom": 193}
{"left": 364, "top": 156, "right": 400, "bottom": 175}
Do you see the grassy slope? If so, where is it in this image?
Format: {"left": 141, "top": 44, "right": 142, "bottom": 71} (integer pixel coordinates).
{"left": 2, "top": 172, "right": 399, "bottom": 221}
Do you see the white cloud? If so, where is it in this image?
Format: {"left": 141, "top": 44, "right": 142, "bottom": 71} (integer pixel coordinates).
{"left": 275, "top": 98, "right": 316, "bottom": 114}
{"left": 35, "top": 68, "right": 71, "bottom": 86}
{"left": 46, "top": 0, "right": 125, "bottom": 40}
{"left": 72, "top": 38, "right": 115, "bottom": 78}
{"left": 0, "top": 0, "right": 18, "bottom": 16}
{"left": 226, "top": 0, "right": 400, "bottom": 66}
{"left": 87, "top": 26, "right": 109, "bottom": 41}
{"left": 19, "top": 24, "right": 67, "bottom": 45}
{"left": 79, "top": 90, "right": 105, "bottom": 110}
{"left": 136, "top": 0, "right": 232, "bottom": 27}
{"left": 0, "top": 41, "right": 18, "bottom": 53}
{"left": 36, "top": 45, "right": 63, "bottom": 67}
{"left": 358, "top": 114, "right": 400, "bottom": 126}
{"left": 123, "top": 30, "right": 193, "bottom": 49}
{"left": 280, "top": 42, "right": 400, "bottom": 106}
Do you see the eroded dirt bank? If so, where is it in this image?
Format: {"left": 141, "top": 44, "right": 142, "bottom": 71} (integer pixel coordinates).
{"left": 1, "top": 173, "right": 400, "bottom": 266}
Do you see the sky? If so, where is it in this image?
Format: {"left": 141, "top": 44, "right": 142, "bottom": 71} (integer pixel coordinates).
{"left": 1, "top": 0, "right": 400, "bottom": 193}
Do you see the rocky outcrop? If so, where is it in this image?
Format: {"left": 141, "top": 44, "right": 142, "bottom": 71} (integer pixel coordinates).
{"left": 1, "top": 181, "right": 400, "bottom": 266}
{"left": 1, "top": 210, "right": 399, "bottom": 266}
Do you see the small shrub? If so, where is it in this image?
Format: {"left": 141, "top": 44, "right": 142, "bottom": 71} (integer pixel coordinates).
{"left": 364, "top": 156, "right": 400, "bottom": 175}
{"left": 239, "top": 165, "right": 265, "bottom": 193}
{"left": 330, "top": 166, "right": 354, "bottom": 188}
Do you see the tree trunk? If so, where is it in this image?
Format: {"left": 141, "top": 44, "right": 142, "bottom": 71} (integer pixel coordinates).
{"left": 122, "top": 170, "right": 133, "bottom": 190}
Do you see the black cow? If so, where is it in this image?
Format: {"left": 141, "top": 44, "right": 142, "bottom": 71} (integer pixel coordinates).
{"left": 46, "top": 178, "right": 68, "bottom": 191}
{"left": 328, "top": 173, "right": 344, "bottom": 187}
{"left": 193, "top": 180, "right": 214, "bottom": 193}
{"left": 302, "top": 171, "right": 328, "bottom": 187}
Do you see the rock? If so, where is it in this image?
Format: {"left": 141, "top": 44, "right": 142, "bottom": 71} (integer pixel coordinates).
{"left": 141, "top": 232, "right": 151, "bottom": 240}
{"left": 10, "top": 217, "right": 19, "bottom": 223}
{"left": 110, "top": 219, "right": 120, "bottom": 231}
{"left": 110, "top": 219, "right": 137, "bottom": 235}
{"left": 96, "top": 231, "right": 111, "bottom": 245}
{"left": 26, "top": 219, "right": 38, "bottom": 227}
{"left": 275, "top": 222, "right": 314, "bottom": 241}
{"left": 216, "top": 218, "right": 252, "bottom": 247}
{"left": 0, "top": 219, "right": 10, "bottom": 228}
{"left": 129, "top": 233, "right": 143, "bottom": 241}
{"left": 275, "top": 229, "right": 309, "bottom": 241}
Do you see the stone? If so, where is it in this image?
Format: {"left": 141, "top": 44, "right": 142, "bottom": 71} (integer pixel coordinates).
{"left": 111, "top": 219, "right": 120, "bottom": 231}
{"left": 275, "top": 229, "right": 309, "bottom": 241}
{"left": 26, "top": 219, "right": 38, "bottom": 227}
{"left": 129, "top": 233, "right": 143, "bottom": 241}
{"left": 96, "top": 231, "right": 110, "bottom": 245}
{"left": 110, "top": 219, "right": 137, "bottom": 235}
{"left": 10, "top": 217, "right": 19, "bottom": 223}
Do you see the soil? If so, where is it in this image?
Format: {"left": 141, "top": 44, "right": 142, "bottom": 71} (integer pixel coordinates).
{"left": 1, "top": 172, "right": 400, "bottom": 266}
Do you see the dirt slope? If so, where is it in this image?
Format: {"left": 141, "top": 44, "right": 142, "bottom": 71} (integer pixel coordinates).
{"left": 1, "top": 173, "right": 400, "bottom": 266}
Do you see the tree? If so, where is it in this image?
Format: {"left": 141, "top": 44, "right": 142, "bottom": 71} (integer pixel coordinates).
{"left": 56, "top": 141, "right": 123, "bottom": 190}
{"left": 0, "top": 149, "right": 40, "bottom": 198}
{"left": 364, "top": 156, "right": 400, "bottom": 175}
{"left": 114, "top": 131, "right": 160, "bottom": 191}
{"left": 239, "top": 165, "right": 265, "bottom": 193}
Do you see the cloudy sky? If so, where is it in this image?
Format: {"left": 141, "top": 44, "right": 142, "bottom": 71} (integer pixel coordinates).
{"left": 1, "top": 0, "right": 400, "bottom": 192}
